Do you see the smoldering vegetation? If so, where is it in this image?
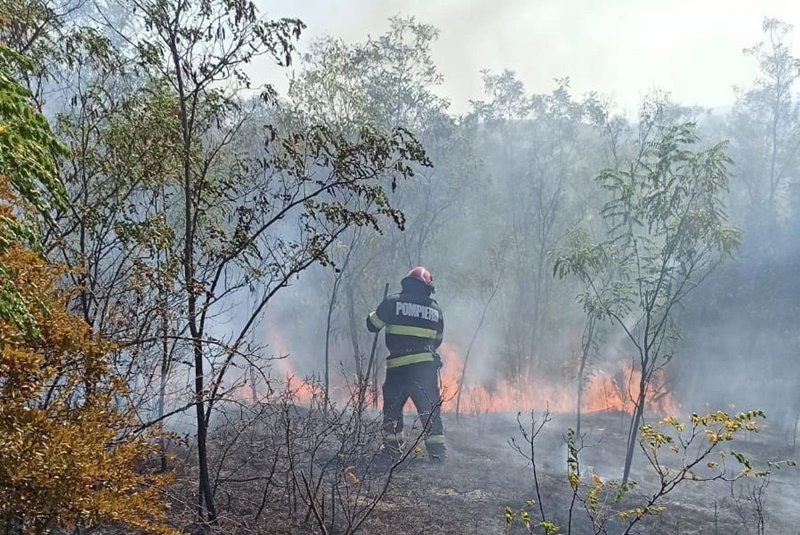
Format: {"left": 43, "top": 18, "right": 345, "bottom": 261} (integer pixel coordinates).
{"left": 4, "top": 1, "right": 800, "bottom": 533}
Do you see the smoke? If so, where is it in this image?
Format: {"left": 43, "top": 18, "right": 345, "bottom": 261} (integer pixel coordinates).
{"left": 209, "top": 2, "right": 800, "bottom": 441}
{"left": 255, "top": 0, "right": 800, "bottom": 116}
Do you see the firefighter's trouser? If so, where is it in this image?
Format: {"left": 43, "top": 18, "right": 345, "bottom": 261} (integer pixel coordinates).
{"left": 382, "top": 360, "right": 446, "bottom": 460}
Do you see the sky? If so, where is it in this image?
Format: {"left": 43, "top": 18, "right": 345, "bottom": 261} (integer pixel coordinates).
{"left": 255, "top": 0, "right": 800, "bottom": 116}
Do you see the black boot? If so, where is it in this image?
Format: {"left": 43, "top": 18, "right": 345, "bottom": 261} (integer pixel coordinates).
{"left": 427, "top": 444, "right": 447, "bottom": 463}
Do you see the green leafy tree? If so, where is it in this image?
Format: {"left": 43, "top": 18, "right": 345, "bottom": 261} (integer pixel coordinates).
{"left": 555, "top": 103, "right": 740, "bottom": 484}
{"left": 0, "top": 45, "right": 173, "bottom": 535}
{"left": 21, "top": 1, "right": 429, "bottom": 527}
{"left": 125, "top": 0, "right": 429, "bottom": 524}
{"left": 0, "top": 45, "right": 66, "bottom": 327}
{"left": 53, "top": 80, "right": 186, "bottom": 472}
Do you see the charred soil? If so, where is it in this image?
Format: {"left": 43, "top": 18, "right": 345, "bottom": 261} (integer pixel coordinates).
{"left": 165, "top": 409, "right": 800, "bottom": 534}
{"left": 356, "top": 410, "right": 800, "bottom": 535}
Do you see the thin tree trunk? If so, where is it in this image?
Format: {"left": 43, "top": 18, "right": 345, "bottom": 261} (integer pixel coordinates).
{"left": 158, "top": 313, "right": 169, "bottom": 472}
{"left": 169, "top": 23, "right": 217, "bottom": 525}
{"left": 576, "top": 316, "right": 596, "bottom": 443}
{"left": 622, "top": 371, "right": 648, "bottom": 485}
{"left": 324, "top": 276, "right": 340, "bottom": 410}
{"left": 364, "top": 283, "right": 389, "bottom": 411}
{"left": 250, "top": 361, "right": 258, "bottom": 404}
{"left": 345, "top": 284, "right": 363, "bottom": 388}
{"left": 455, "top": 285, "right": 498, "bottom": 420}
{"left": 324, "top": 235, "right": 358, "bottom": 410}
{"left": 157, "top": 198, "right": 171, "bottom": 472}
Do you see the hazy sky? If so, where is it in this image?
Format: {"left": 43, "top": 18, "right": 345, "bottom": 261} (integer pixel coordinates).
{"left": 257, "top": 0, "right": 800, "bottom": 115}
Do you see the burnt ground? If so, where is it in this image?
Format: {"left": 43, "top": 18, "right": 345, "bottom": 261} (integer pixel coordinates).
{"left": 356, "top": 410, "right": 800, "bottom": 535}
{"left": 164, "top": 408, "right": 800, "bottom": 535}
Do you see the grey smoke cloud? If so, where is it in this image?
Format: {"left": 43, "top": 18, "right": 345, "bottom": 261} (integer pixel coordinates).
{"left": 256, "top": 0, "right": 800, "bottom": 115}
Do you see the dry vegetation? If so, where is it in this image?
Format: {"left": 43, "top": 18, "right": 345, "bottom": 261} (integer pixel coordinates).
{"left": 150, "top": 402, "right": 799, "bottom": 535}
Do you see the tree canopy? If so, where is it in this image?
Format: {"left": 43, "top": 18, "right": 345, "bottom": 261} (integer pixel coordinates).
{"left": 0, "top": 44, "right": 173, "bottom": 535}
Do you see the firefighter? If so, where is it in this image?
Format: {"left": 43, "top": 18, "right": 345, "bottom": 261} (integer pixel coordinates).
{"left": 366, "top": 266, "right": 446, "bottom": 463}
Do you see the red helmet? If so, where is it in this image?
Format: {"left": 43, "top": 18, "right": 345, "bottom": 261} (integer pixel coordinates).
{"left": 406, "top": 266, "right": 433, "bottom": 287}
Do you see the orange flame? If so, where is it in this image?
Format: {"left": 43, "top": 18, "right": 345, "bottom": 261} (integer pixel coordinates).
{"left": 222, "top": 324, "right": 318, "bottom": 404}
{"left": 437, "top": 343, "right": 680, "bottom": 415}
{"left": 232, "top": 327, "right": 680, "bottom": 417}
{"left": 273, "top": 361, "right": 316, "bottom": 404}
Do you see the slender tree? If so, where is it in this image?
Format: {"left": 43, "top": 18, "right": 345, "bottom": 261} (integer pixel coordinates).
{"left": 555, "top": 105, "right": 740, "bottom": 484}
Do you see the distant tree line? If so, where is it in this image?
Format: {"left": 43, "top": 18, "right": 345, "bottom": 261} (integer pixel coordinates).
{"left": 1, "top": 1, "right": 799, "bottom": 531}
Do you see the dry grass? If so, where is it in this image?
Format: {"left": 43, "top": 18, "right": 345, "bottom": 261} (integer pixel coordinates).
{"left": 160, "top": 409, "right": 800, "bottom": 534}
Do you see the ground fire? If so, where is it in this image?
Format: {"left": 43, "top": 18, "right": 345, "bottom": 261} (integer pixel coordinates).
{"left": 256, "top": 338, "right": 680, "bottom": 416}
{"left": 435, "top": 343, "right": 680, "bottom": 415}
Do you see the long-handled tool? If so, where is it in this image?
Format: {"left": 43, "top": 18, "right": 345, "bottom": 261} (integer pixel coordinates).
{"left": 364, "top": 282, "right": 389, "bottom": 409}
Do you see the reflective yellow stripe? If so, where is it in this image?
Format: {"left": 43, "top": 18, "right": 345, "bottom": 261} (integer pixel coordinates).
{"left": 386, "top": 324, "right": 438, "bottom": 338}
{"left": 368, "top": 312, "right": 385, "bottom": 329}
{"left": 425, "top": 434, "right": 446, "bottom": 445}
{"left": 386, "top": 352, "right": 434, "bottom": 369}
{"left": 383, "top": 431, "right": 403, "bottom": 443}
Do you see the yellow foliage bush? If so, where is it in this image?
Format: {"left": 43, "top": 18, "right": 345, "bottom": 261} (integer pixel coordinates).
{"left": 0, "top": 44, "right": 176, "bottom": 535}
{"left": 0, "top": 247, "right": 176, "bottom": 534}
